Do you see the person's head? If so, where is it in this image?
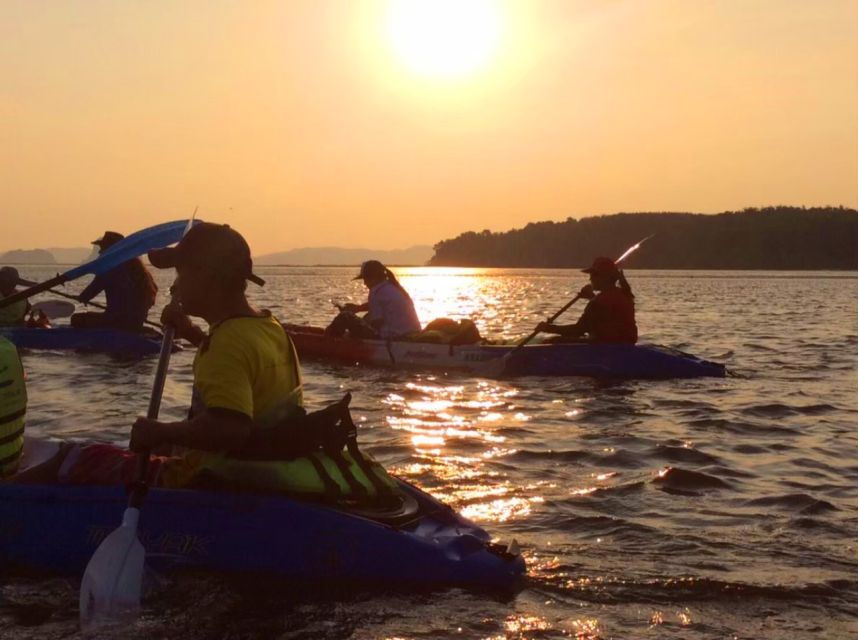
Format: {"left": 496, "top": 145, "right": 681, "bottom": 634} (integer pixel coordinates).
{"left": 353, "top": 260, "right": 387, "bottom": 289}
{"left": 91, "top": 231, "right": 125, "bottom": 254}
{"left": 0, "top": 266, "right": 20, "bottom": 296}
{"left": 148, "top": 222, "right": 264, "bottom": 319}
{"left": 582, "top": 256, "right": 620, "bottom": 291}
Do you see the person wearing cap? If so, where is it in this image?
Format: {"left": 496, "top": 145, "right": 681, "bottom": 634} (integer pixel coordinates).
{"left": 536, "top": 256, "right": 638, "bottom": 344}
{"left": 11, "top": 222, "right": 305, "bottom": 489}
{"left": 0, "top": 267, "right": 31, "bottom": 327}
{"left": 326, "top": 260, "right": 421, "bottom": 340}
{"left": 70, "top": 231, "right": 158, "bottom": 332}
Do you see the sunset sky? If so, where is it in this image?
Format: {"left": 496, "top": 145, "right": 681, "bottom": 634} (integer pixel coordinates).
{"left": 2, "top": 0, "right": 856, "bottom": 255}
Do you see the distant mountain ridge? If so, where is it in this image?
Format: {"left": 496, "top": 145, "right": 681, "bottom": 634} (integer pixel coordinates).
{"left": 254, "top": 245, "right": 433, "bottom": 266}
{"left": 429, "top": 206, "right": 858, "bottom": 269}
{"left": 0, "top": 247, "right": 93, "bottom": 265}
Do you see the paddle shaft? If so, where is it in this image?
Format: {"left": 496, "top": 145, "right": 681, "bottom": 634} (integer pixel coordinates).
{"left": 0, "top": 274, "right": 68, "bottom": 309}
{"left": 508, "top": 293, "right": 583, "bottom": 356}
{"left": 128, "top": 323, "right": 175, "bottom": 509}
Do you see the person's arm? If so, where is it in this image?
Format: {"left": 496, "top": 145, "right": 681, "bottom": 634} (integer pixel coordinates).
{"left": 130, "top": 408, "right": 252, "bottom": 453}
{"left": 342, "top": 301, "right": 369, "bottom": 313}
{"left": 78, "top": 274, "right": 106, "bottom": 304}
{"left": 535, "top": 285, "right": 595, "bottom": 337}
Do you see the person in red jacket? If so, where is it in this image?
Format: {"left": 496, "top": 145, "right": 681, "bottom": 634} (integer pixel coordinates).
{"left": 536, "top": 256, "right": 638, "bottom": 344}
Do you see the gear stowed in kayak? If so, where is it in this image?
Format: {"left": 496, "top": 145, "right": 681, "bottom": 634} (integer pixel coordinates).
{"left": 0, "top": 326, "right": 181, "bottom": 356}
{"left": 284, "top": 324, "right": 726, "bottom": 379}
{"left": 0, "top": 438, "right": 525, "bottom": 590}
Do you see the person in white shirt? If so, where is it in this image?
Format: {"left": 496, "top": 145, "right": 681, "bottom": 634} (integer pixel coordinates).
{"left": 325, "top": 260, "right": 421, "bottom": 339}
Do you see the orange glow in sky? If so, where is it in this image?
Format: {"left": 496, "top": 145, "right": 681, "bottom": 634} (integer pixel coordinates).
{"left": 1, "top": 1, "right": 856, "bottom": 255}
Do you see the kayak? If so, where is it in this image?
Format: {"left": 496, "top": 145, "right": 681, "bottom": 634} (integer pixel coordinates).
{"left": 0, "top": 440, "right": 524, "bottom": 590}
{"left": 0, "top": 326, "right": 179, "bottom": 356}
{"left": 284, "top": 325, "right": 726, "bottom": 379}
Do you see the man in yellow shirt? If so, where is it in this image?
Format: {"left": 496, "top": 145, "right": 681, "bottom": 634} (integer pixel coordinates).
{"left": 16, "top": 223, "right": 304, "bottom": 488}
{"left": 127, "top": 222, "right": 303, "bottom": 486}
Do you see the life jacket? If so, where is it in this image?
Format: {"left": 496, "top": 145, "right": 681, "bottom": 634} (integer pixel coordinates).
{"left": 587, "top": 288, "right": 638, "bottom": 344}
{"left": 197, "top": 393, "right": 400, "bottom": 505}
{"left": 0, "top": 337, "right": 26, "bottom": 477}
{"left": 0, "top": 297, "right": 28, "bottom": 327}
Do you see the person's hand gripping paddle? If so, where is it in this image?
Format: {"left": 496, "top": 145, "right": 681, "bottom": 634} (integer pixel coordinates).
{"left": 79, "top": 217, "right": 195, "bottom": 630}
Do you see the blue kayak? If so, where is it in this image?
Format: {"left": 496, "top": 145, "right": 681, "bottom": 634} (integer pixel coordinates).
{"left": 0, "top": 326, "right": 178, "bottom": 356}
{"left": 0, "top": 477, "right": 524, "bottom": 590}
{"left": 287, "top": 325, "right": 727, "bottom": 379}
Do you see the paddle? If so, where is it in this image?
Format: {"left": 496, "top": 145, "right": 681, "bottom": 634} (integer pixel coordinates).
{"left": 79, "top": 218, "right": 194, "bottom": 629}
{"left": 0, "top": 219, "right": 197, "bottom": 310}
{"left": 489, "top": 234, "right": 655, "bottom": 374}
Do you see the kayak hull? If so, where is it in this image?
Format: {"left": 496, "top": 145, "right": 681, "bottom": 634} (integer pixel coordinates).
{"left": 0, "top": 327, "right": 177, "bottom": 356}
{"left": 0, "top": 480, "right": 524, "bottom": 590}
{"left": 285, "top": 325, "right": 726, "bottom": 379}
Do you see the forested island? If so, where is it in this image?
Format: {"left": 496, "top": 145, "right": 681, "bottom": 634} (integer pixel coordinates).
{"left": 429, "top": 207, "right": 858, "bottom": 269}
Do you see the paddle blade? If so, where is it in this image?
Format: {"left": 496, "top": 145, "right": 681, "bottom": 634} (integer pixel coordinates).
{"left": 30, "top": 300, "right": 76, "bottom": 319}
{"left": 79, "top": 508, "right": 145, "bottom": 629}
{"left": 65, "top": 219, "right": 199, "bottom": 281}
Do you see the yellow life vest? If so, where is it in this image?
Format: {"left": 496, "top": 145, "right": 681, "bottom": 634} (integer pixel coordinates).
{"left": 0, "top": 337, "right": 26, "bottom": 477}
{"left": 192, "top": 449, "right": 399, "bottom": 501}
{"left": 0, "top": 298, "right": 28, "bottom": 327}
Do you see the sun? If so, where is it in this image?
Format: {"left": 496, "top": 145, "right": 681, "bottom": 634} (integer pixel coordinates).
{"left": 385, "top": 0, "right": 503, "bottom": 79}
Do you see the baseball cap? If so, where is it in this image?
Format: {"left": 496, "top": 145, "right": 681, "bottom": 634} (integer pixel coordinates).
{"left": 582, "top": 256, "right": 618, "bottom": 275}
{"left": 148, "top": 222, "right": 265, "bottom": 286}
{"left": 352, "top": 260, "right": 385, "bottom": 281}
{"left": 92, "top": 231, "right": 125, "bottom": 249}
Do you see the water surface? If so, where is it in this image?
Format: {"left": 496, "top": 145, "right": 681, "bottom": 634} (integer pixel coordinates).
{"left": 3, "top": 267, "right": 857, "bottom": 639}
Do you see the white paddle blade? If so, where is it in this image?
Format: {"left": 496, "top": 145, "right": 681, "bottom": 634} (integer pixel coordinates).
{"left": 79, "top": 508, "right": 145, "bottom": 629}
{"left": 31, "top": 300, "right": 76, "bottom": 319}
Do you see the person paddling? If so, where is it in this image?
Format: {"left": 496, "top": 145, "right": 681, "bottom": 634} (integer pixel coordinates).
{"left": 11, "top": 223, "right": 305, "bottom": 488}
{"left": 536, "top": 256, "right": 638, "bottom": 344}
{"left": 325, "top": 260, "right": 421, "bottom": 339}
{"left": 0, "top": 267, "right": 31, "bottom": 327}
{"left": 70, "top": 231, "right": 158, "bottom": 332}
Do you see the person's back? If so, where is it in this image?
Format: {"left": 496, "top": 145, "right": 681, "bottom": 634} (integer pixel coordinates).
{"left": 367, "top": 280, "right": 421, "bottom": 339}
{"left": 579, "top": 286, "right": 637, "bottom": 344}
{"left": 99, "top": 258, "right": 158, "bottom": 319}
{"left": 73, "top": 231, "right": 158, "bottom": 331}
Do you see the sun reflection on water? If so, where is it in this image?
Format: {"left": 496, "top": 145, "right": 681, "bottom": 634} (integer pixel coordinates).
{"left": 382, "top": 378, "right": 541, "bottom": 523}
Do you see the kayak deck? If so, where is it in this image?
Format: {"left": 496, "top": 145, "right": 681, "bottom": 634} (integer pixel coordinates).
{"left": 0, "top": 326, "right": 180, "bottom": 356}
{"left": 284, "top": 325, "right": 726, "bottom": 379}
{"left": 0, "top": 441, "right": 524, "bottom": 590}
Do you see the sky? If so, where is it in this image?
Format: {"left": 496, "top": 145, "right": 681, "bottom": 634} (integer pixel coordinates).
{"left": 1, "top": 0, "right": 856, "bottom": 255}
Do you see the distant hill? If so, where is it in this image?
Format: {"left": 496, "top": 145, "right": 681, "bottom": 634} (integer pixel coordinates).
{"left": 0, "top": 249, "right": 56, "bottom": 264}
{"left": 0, "top": 247, "right": 92, "bottom": 265}
{"left": 46, "top": 247, "right": 94, "bottom": 264}
{"left": 429, "top": 206, "right": 858, "bottom": 269}
{"left": 254, "top": 245, "right": 434, "bottom": 266}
